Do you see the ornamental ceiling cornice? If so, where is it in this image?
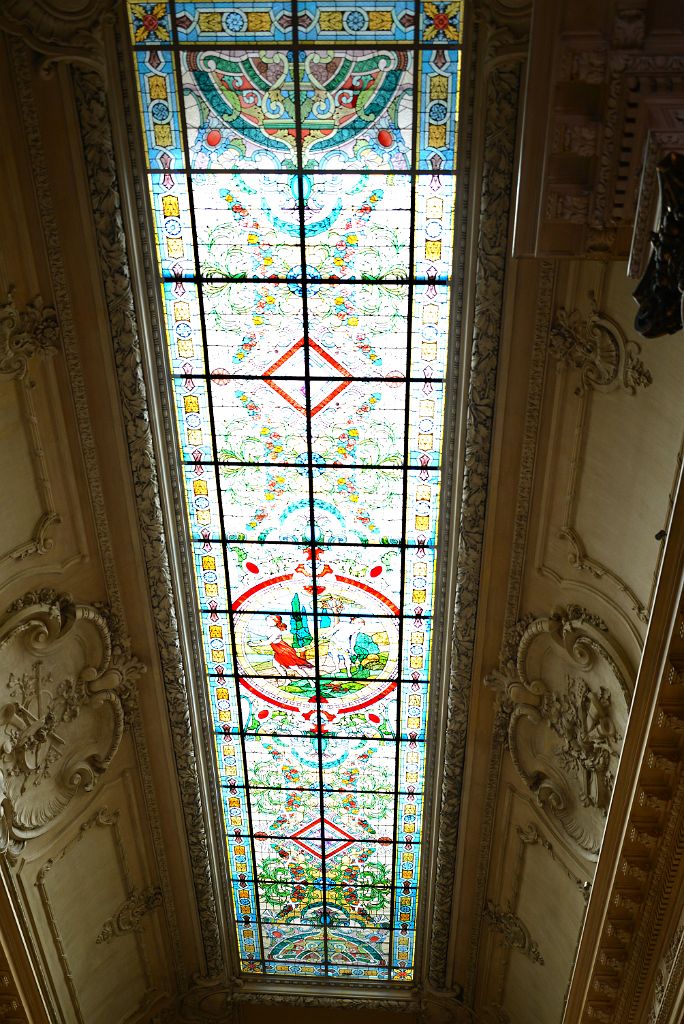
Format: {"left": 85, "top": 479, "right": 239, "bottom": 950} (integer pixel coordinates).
{"left": 563, "top": 468, "right": 684, "bottom": 1024}
{"left": 0, "top": 0, "right": 117, "bottom": 72}
{"left": 513, "top": 0, "right": 684, "bottom": 264}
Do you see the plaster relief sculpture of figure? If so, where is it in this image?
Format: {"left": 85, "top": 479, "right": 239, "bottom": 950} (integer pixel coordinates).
{"left": 486, "top": 605, "right": 632, "bottom": 857}
{"left": 0, "top": 590, "right": 143, "bottom": 856}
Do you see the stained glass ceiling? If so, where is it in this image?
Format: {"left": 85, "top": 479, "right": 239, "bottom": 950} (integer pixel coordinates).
{"left": 128, "top": 0, "right": 462, "bottom": 983}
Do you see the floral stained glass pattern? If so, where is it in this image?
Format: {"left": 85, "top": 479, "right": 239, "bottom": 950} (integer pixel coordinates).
{"left": 129, "top": 0, "right": 461, "bottom": 982}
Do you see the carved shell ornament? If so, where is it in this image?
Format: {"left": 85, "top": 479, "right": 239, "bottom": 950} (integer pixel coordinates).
{"left": 0, "top": 591, "right": 143, "bottom": 856}
{"left": 486, "top": 606, "right": 632, "bottom": 857}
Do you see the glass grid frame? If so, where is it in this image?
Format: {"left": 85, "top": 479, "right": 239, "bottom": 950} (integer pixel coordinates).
{"left": 128, "top": 0, "right": 462, "bottom": 982}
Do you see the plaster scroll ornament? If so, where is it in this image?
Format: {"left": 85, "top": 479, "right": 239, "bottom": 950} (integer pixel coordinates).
{"left": 419, "top": 983, "right": 475, "bottom": 1024}
{"left": 0, "top": 0, "right": 117, "bottom": 73}
{"left": 0, "top": 291, "right": 62, "bottom": 563}
{"left": 96, "top": 885, "right": 162, "bottom": 944}
{"left": 482, "top": 900, "right": 544, "bottom": 965}
{"left": 549, "top": 296, "right": 652, "bottom": 395}
{"left": 0, "top": 290, "right": 59, "bottom": 380}
{"left": 634, "top": 151, "right": 684, "bottom": 338}
{"left": 0, "top": 591, "right": 144, "bottom": 857}
{"left": 486, "top": 606, "right": 631, "bottom": 857}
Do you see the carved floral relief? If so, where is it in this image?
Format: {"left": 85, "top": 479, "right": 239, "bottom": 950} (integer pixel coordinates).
{"left": 0, "top": 291, "right": 62, "bottom": 566}
{"left": 0, "top": 291, "right": 59, "bottom": 380}
{"left": 0, "top": 591, "right": 143, "bottom": 856}
{"left": 487, "top": 606, "right": 632, "bottom": 857}
{"left": 549, "top": 298, "right": 652, "bottom": 395}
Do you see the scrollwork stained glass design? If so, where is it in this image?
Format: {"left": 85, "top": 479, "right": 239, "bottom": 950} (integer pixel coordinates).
{"left": 129, "top": 0, "right": 462, "bottom": 982}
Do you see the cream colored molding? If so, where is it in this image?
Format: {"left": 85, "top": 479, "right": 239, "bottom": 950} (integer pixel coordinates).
{"left": 35, "top": 805, "right": 159, "bottom": 1023}
{"left": 516, "top": 822, "right": 591, "bottom": 900}
{"left": 180, "top": 975, "right": 424, "bottom": 1020}
{"left": 72, "top": 62, "right": 225, "bottom": 976}
{"left": 429, "top": 0, "right": 529, "bottom": 986}
{"left": 535, "top": 291, "right": 652, "bottom": 627}
{"left": 480, "top": 806, "right": 590, "bottom": 1016}
{"left": 0, "top": 292, "right": 61, "bottom": 565}
{"left": 0, "top": 592, "right": 143, "bottom": 856}
{"left": 96, "top": 884, "right": 162, "bottom": 944}
{"left": 487, "top": 606, "right": 632, "bottom": 858}
{"left": 461, "top": 262, "right": 556, "bottom": 1002}
{"left": 563, "top": 466, "right": 684, "bottom": 1024}
{"left": 559, "top": 528, "right": 650, "bottom": 628}
{"left": 544, "top": 296, "right": 653, "bottom": 624}
{"left": 0, "top": 0, "right": 116, "bottom": 72}
{"left": 549, "top": 300, "right": 652, "bottom": 396}
{"left": 482, "top": 900, "right": 544, "bottom": 965}
{"left": 502, "top": 261, "right": 556, "bottom": 648}
{"left": 7, "top": 38, "right": 124, "bottom": 629}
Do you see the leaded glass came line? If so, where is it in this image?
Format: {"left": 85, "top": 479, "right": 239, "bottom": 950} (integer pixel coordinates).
{"left": 128, "top": 0, "right": 462, "bottom": 982}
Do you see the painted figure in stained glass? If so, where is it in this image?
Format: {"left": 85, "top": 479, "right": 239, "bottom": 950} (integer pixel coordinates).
{"left": 265, "top": 614, "right": 314, "bottom": 674}
{"left": 233, "top": 558, "right": 398, "bottom": 707}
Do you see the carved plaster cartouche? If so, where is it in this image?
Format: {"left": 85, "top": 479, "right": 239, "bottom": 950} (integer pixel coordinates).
{"left": 486, "top": 606, "right": 631, "bottom": 857}
{"left": 550, "top": 298, "right": 652, "bottom": 395}
{"left": 0, "top": 592, "right": 143, "bottom": 856}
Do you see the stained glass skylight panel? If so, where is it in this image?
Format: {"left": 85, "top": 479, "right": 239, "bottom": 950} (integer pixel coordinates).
{"left": 128, "top": 0, "right": 462, "bottom": 982}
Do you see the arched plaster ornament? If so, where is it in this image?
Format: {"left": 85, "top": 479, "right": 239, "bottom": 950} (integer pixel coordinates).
{"left": 0, "top": 591, "right": 143, "bottom": 856}
{"left": 486, "top": 605, "right": 632, "bottom": 858}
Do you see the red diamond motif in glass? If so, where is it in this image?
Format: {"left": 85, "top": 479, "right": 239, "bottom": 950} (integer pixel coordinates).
{"left": 263, "top": 337, "right": 352, "bottom": 417}
{"left": 290, "top": 816, "right": 356, "bottom": 860}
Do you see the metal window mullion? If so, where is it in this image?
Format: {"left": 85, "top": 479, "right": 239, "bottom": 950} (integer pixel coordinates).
{"left": 169, "top": 8, "right": 268, "bottom": 971}
{"left": 290, "top": 0, "right": 329, "bottom": 974}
